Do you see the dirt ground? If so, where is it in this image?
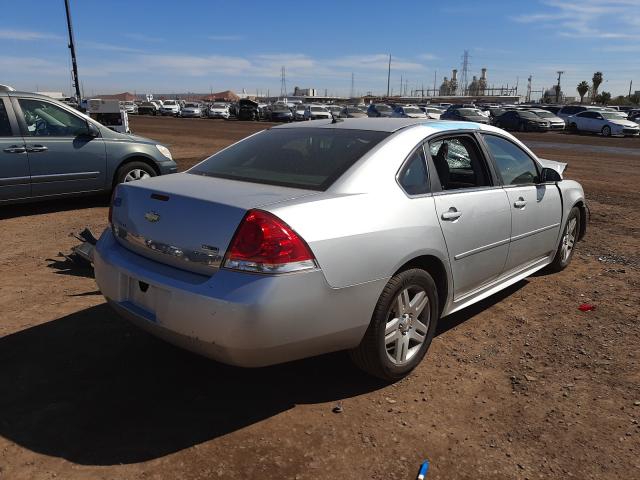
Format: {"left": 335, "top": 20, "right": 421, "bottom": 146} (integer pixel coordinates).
{"left": 0, "top": 116, "right": 638, "bottom": 480}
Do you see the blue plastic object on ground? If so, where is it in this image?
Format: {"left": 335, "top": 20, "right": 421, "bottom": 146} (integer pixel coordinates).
{"left": 417, "top": 460, "right": 429, "bottom": 479}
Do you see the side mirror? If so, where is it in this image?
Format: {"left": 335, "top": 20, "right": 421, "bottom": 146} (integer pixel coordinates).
{"left": 85, "top": 122, "right": 100, "bottom": 138}
{"left": 540, "top": 167, "right": 562, "bottom": 183}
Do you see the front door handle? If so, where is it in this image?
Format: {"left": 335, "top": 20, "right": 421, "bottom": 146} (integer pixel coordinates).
{"left": 3, "top": 145, "right": 26, "bottom": 153}
{"left": 513, "top": 197, "right": 527, "bottom": 209}
{"left": 441, "top": 208, "right": 462, "bottom": 221}
{"left": 26, "top": 145, "right": 48, "bottom": 153}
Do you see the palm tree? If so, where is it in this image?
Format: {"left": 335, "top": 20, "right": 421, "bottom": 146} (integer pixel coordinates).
{"left": 592, "top": 72, "right": 603, "bottom": 102}
{"left": 577, "top": 81, "right": 589, "bottom": 104}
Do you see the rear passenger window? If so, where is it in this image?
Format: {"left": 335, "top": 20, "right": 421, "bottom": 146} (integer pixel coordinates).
{"left": 0, "top": 101, "right": 12, "bottom": 136}
{"left": 482, "top": 134, "right": 539, "bottom": 185}
{"left": 399, "top": 147, "right": 429, "bottom": 195}
{"left": 428, "top": 136, "right": 490, "bottom": 190}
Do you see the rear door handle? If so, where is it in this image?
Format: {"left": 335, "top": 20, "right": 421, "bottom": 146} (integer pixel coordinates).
{"left": 513, "top": 197, "right": 527, "bottom": 208}
{"left": 3, "top": 145, "right": 26, "bottom": 153}
{"left": 26, "top": 145, "right": 48, "bottom": 153}
{"left": 441, "top": 208, "right": 462, "bottom": 221}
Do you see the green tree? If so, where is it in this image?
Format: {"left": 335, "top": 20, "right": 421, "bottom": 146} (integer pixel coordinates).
{"left": 596, "top": 91, "right": 612, "bottom": 105}
{"left": 591, "top": 71, "right": 603, "bottom": 101}
{"left": 576, "top": 81, "right": 589, "bottom": 103}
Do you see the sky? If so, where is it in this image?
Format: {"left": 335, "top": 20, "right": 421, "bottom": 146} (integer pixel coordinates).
{"left": 1, "top": 0, "right": 639, "bottom": 99}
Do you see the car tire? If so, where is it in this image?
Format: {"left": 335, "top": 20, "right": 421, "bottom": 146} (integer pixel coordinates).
{"left": 547, "top": 206, "right": 581, "bottom": 273}
{"left": 519, "top": 122, "right": 527, "bottom": 132}
{"left": 601, "top": 125, "right": 611, "bottom": 137}
{"left": 569, "top": 123, "right": 578, "bottom": 133}
{"left": 114, "top": 161, "right": 157, "bottom": 186}
{"left": 350, "top": 268, "right": 439, "bottom": 381}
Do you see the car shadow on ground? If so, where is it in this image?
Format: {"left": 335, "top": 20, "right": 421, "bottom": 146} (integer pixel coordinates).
{"left": 0, "top": 281, "right": 527, "bottom": 466}
{"left": 0, "top": 195, "right": 109, "bottom": 220}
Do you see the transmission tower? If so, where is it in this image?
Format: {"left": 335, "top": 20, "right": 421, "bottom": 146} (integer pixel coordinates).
{"left": 280, "top": 66, "right": 287, "bottom": 98}
{"left": 460, "top": 50, "right": 470, "bottom": 96}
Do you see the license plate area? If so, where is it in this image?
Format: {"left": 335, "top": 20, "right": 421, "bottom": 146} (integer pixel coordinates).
{"left": 124, "top": 277, "right": 168, "bottom": 324}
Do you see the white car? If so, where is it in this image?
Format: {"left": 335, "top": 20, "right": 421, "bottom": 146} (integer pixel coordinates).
{"left": 304, "top": 105, "right": 331, "bottom": 120}
{"left": 180, "top": 103, "right": 204, "bottom": 118}
{"left": 568, "top": 110, "right": 640, "bottom": 137}
{"left": 160, "top": 100, "right": 180, "bottom": 116}
{"left": 208, "top": 103, "right": 230, "bottom": 119}
{"left": 419, "top": 107, "right": 442, "bottom": 120}
{"left": 392, "top": 106, "right": 428, "bottom": 119}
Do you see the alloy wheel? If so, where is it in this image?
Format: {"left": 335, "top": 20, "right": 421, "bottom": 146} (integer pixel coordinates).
{"left": 124, "top": 169, "right": 151, "bottom": 182}
{"left": 561, "top": 217, "right": 577, "bottom": 262}
{"left": 384, "top": 286, "right": 430, "bottom": 366}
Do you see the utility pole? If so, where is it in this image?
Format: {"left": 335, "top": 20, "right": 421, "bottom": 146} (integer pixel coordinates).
{"left": 433, "top": 70, "right": 437, "bottom": 96}
{"left": 280, "top": 66, "right": 287, "bottom": 98}
{"left": 526, "top": 75, "right": 532, "bottom": 103}
{"left": 386, "top": 54, "right": 391, "bottom": 97}
{"left": 64, "top": 0, "right": 82, "bottom": 104}
{"left": 629, "top": 80, "right": 633, "bottom": 97}
{"left": 350, "top": 72, "right": 354, "bottom": 98}
{"left": 555, "top": 71, "right": 564, "bottom": 103}
{"left": 400, "top": 74, "right": 403, "bottom": 97}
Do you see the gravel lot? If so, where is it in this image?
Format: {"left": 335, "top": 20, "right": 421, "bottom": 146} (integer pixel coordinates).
{"left": 0, "top": 116, "right": 638, "bottom": 480}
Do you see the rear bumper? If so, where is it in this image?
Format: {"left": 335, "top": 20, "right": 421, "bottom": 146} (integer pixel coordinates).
{"left": 94, "top": 229, "right": 383, "bottom": 367}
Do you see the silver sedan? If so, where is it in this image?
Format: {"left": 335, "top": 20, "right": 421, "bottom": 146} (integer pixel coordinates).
{"left": 94, "top": 118, "right": 587, "bottom": 380}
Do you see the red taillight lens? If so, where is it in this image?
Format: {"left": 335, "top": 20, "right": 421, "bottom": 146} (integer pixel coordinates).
{"left": 223, "top": 210, "right": 316, "bottom": 274}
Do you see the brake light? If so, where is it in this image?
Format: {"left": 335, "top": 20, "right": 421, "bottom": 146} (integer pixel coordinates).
{"left": 223, "top": 210, "right": 316, "bottom": 274}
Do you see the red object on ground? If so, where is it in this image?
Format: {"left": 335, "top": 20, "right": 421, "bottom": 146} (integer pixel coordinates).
{"left": 578, "top": 303, "right": 596, "bottom": 312}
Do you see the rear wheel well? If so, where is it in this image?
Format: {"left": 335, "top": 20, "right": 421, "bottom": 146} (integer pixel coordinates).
{"left": 113, "top": 157, "right": 159, "bottom": 188}
{"left": 395, "top": 255, "right": 448, "bottom": 315}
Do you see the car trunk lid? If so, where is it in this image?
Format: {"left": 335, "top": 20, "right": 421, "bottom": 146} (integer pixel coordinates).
{"left": 110, "top": 173, "right": 318, "bottom": 275}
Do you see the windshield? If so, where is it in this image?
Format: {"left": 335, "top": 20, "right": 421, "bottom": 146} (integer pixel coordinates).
{"left": 190, "top": 128, "right": 390, "bottom": 190}
{"left": 164, "top": 101, "right": 177, "bottom": 106}
{"left": 310, "top": 106, "right": 327, "bottom": 112}
{"left": 212, "top": 103, "right": 227, "bottom": 108}
{"left": 518, "top": 111, "right": 538, "bottom": 119}
{"left": 272, "top": 106, "right": 290, "bottom": 112}
{"left": 457, "top": 109, "right": 479, "bottom": 116}
{"left": 532, "top": 110, "right": 554, "bottom": 118}
{"left": 375, "top": 105, "right": 392, "bottom": 112}
{"left": 403, "top": 107, "right": 423, "bottom": 114}
{"left": 184, "top": 103, "right": 198, "bottom": 108}
{"left": 600, "top": 112, "right": 620, "bottom": 120}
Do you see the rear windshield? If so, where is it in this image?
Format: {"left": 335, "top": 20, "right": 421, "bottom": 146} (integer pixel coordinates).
{"left": 189, "top": 128, "right": 390, "bottom": 190}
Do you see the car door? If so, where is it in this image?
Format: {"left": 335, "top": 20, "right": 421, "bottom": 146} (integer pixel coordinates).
{"left": 0, "top": 97, "right": 30, "bottom": 201}
{"left": 427, "top": 134, "right": 511, "bottom": 300}
{"left": 12, "top": 96, "right": 107, "bottom": 197}
{"left": 480, "top": 133, "right": 562, "bottom": 273}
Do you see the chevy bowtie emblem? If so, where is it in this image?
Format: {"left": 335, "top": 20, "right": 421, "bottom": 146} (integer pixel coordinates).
{"left": 144, "top": 211, "right": 160, "bottom": 223}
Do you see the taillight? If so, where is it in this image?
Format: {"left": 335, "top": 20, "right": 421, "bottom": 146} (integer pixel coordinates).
{"left": 223, "top": 210, "right": 316, "bottom": 274}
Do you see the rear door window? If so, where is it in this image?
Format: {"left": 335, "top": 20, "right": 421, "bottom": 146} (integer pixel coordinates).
{"left": 428, "top": 136, "right": 491, "bottom": 190}
{"left": 190, "top": 128, "right": 389, "bottom": 191}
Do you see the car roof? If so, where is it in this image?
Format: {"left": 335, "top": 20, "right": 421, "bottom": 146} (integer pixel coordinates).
{"left": 272, "top": 117, "right": 488, "bottom": 133}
